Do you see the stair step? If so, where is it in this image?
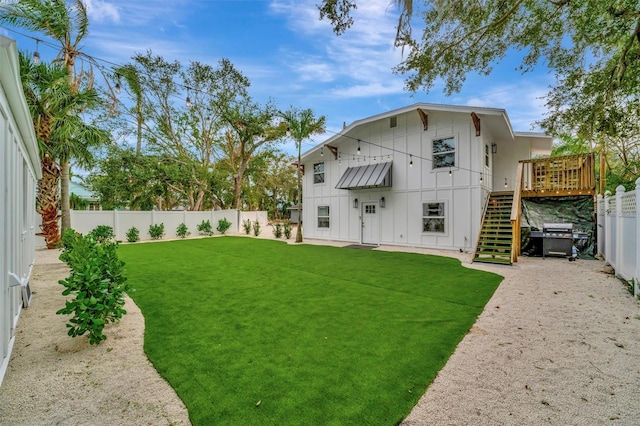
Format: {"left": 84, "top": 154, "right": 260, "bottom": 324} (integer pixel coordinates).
{"left": 474, "top": 256, "right": 512, "bottom": 265}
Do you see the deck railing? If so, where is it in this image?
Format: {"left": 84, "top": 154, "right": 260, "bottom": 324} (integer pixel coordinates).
{"left": 520, "top": 153, "right": 596, "bottom": 197}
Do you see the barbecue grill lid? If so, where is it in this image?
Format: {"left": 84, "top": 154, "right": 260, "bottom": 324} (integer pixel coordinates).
{"left": 543, "top": 223, "right": 573, "bottom": 230}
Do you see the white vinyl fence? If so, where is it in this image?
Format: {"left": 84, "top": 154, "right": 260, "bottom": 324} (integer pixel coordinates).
{"left": 597, "top": 177, "right": 640, "bottom": 296}
{"left": 39, "top": 210, "right": 269, "bottom": 244}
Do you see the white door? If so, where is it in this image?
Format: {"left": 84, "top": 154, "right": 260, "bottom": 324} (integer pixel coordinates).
{"left": 361, "top": 202, "right": 380, "bottom": 245}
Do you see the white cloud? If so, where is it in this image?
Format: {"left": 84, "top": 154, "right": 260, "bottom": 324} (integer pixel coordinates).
{"left": 83, "top": 0, "right": 120, "bottom": 24}
{"left": 270, "top": 0, "right": 407, "bottom": 100}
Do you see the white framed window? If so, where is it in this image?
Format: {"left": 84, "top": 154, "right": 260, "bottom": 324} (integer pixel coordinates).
{"left": 485, "top": 144, "right": 490, "bottom": 167}
{"left": 432, "top": 136, "right": 456, "bottom": 169}
{"left": 364, "top": 204, "right": 376, "bottom": 214}
{"left": 390, "top": 116, "right": 397, "bottom": 128}
{"left": 313, "top": 162, "right": 325, "bottom": 184}
{"left": 317, "top": 205, "right": 330, "bottom": 228}
{"left": 422, "top": 202, "right": 446, "bottom": 233}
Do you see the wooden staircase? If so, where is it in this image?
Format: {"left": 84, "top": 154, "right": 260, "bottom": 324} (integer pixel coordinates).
{"left": 473, "top": 192, "right": 514, "bottom": 265}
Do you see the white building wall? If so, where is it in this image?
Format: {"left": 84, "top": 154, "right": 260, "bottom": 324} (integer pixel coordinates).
{"left": 1, "top": 36, "right": 40, "bottom": 387}
{"left": 302, "top": 109, "right": 488, "bottom": 251}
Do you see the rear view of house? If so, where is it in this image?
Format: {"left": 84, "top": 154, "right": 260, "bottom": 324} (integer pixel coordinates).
{"left": 299, "top": 103, "right": 552, "bottom": 254}
{"left": 0, "top": 36, "right": 41, "bottom": 386}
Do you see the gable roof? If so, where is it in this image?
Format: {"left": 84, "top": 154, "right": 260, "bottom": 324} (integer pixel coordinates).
{"left": 302, "top": 102, "right": 551, "bottom": 160}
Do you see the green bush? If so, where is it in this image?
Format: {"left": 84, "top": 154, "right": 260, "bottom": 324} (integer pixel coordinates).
{"left": 253, "top": 220, "right": 261, "bottom": 236}
{"left": 273, "top": 223, "right": 283, "bottom": 238}
{"left": 149, "top": 223, "right": 165, "bottom": 240}
{"left": 217, "top": 217, "right": 231, "bottom": 234}
{"left": 126, "top": 227, "right": 140, "bottom": 243}
{"left": 242, "top": 219, "right": 252, "bottom": 235}
{"left": 56, "top": 230, "right": 130, "bottom": 345}
{"left": 176, "top": 223, "right": 190, "bottom": 239}
{"left": 89, "top": 225, "right": 115, "bottom": 243}
{"left": 197, "top": 220, "right": 214, "bottom": 236}
{"left": 283, "top": 221, "right": 292, "bottom": 239}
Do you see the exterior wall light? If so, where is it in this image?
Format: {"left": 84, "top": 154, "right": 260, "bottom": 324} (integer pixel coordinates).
{"left": 380, "top": 197, "right": 385, "bottom": 208}
{"left": 491, "top": 143, "right": 497, "bottom": 154}
{"left": 353, "top": 198, "right": 359, "bottom": 209}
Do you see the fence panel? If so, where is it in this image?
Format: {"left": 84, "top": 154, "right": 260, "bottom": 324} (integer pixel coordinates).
{"left": 598, "top": 178, "right": 640, "bottom": 296}
{"left": 68, "top": 209, "right": 252, "bottom": 242}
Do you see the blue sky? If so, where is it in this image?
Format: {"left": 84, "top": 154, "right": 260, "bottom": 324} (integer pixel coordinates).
{"left": 1, "top": 0, "right": 554, "bottom": 155}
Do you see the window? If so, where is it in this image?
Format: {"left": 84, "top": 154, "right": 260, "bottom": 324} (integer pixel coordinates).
{"left": 432, "top": 136, "right": 456, "bottom": 169}
{"left": 485, "top": 144, "right": 490, "bottom": 167}
{"left": 313, "top": 162, "right": 325, "bottom": 184}
{"left": 422, "top": 202, "right": 445, "bottom": 233}
{"left": 317, "top": 206, "right": 330, "bottom": 228}
{"left": 365, "top": 204, "right": 376, "bottom": 214}
{"left": 390, "top": 116, "right": 397, "bottom": 128}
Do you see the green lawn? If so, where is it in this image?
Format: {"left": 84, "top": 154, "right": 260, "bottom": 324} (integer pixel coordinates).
{"left": 119, "top": 237, "right": 502, "bottom": 425}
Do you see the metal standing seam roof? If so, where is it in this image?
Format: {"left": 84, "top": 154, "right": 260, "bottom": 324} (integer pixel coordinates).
{"left": 335, "top": 162, "right": 392, "bottom": 190}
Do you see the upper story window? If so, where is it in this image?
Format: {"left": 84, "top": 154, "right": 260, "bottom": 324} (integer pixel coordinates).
{"left": 390, "top": 116, "right": 397, "bottom": 128}
{"left": 432, "top": 136, "right": 456, "bottom": 169}
{"left": 313, "top": 162, "right": 325, "bottom": 184}
{"left": 485, "top": 144, "right": 490, "bottom": 167}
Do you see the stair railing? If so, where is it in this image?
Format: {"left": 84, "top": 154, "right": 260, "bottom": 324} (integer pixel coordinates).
{"left": 473, "top": 190, "right": 492, "bottom": 261}
{"left": 510, "top": 162, "right": 524, "bottom": 263}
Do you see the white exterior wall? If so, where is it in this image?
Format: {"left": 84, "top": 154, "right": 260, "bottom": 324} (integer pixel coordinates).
{"left": 301, "top": 108, "right": 497, "bottom": 251}
{"left": 1, "top": 36, "right": 41, "bottom": 387}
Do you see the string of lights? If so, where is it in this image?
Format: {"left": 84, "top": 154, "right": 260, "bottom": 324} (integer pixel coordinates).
{"left": 3, "top": 26, "right": 513, "bottom": 187}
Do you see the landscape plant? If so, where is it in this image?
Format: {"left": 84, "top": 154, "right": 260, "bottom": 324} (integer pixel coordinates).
{"left": 283, "top": 221, "right": 291, "bottom": 239}
{"left": 272, "top": 222, "right": 282, "bottom": 238}
{"left": 149, "top": 223, "right": 165, "bottom": 240}
{"left": 176, "top": 223, "right": 190, "bottom": 239}
{"left": 216, "top": 217, "right": 231, "bottom": 234}
{"left": 119, "top": 237, "right": 502, "bottom": 425}
{"left": 197, "top": 220, "right": 213, "bottom": 236}
{"left": 89, "top": 225, "right": 115, "bottom": 243}
{"left": 242, "top": 219, "right": 252, "bottom": 235}
{"left": 252, "top": 220, "right": 261, "bottom": 236}
{"left": 126, "top": 226, "right": 140, "bottom": 243}
{"left": 57, "top": 228, "right": 130, "bottom": 345}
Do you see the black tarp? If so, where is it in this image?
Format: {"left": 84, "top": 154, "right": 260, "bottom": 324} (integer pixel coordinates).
{"left": 520, "top": 195, "right": 596, "bottom": 258}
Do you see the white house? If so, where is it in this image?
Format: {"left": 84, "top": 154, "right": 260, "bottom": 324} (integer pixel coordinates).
{"left": 0, "top": 36, "right": 41, "bottom": 386}
{"left": 299, "top": 103, "right": 552, "bottom": 251}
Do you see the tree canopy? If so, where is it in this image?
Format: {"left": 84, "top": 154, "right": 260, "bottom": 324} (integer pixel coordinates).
{"left": 318, "top": 1, "right": 640, "bottom": 140}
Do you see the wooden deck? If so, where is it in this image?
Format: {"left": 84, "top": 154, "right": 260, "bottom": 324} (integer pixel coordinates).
{"left": 519, "top": 153, "right": 596, "bottom": 197}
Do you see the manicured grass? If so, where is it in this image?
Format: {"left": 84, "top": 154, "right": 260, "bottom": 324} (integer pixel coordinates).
{"left": 119, "top": 237, "right": 502, "bottom": 425}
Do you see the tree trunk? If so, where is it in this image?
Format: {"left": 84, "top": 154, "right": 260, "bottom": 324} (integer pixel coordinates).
{"left": 295, "top": 141, "right": 303, "bottom": 243}
{"left": 37, "top": 157, "right": 62, "bottom": 249}
{"left": 60, "top": 160, "right": 71, "bottom": 232}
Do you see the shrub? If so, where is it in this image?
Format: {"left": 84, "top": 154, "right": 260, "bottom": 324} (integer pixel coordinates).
{"left": 149, "top": 223, "right": 165, "bottom": 240}
{"left": 217, "top": 217, "right": 231, "bottom": 234}
{"left": 252, "top": 220, "right": 261, "bottom": 236}
{"left": 176, "top": 223, "right": 190, "bottom": 239}
{"left": 273, "top": 223, "right": 283, "bottom": 238}
{"left": 197, "top": 220, "right": 214, "bottom": 236}
{"left": 56, "top": 231, "right": 130, "bottom": 345}
{"left": 242, "top": 219, "right": 252, "bottom": 235}
{"left": 89, "top": 225, "right": 115, "bottom": 243}
{"left": 283, "top": 221, "right": 292, "bottom": 239}
{"left": 126, "top": 227, "right": 140, "bottom": 243}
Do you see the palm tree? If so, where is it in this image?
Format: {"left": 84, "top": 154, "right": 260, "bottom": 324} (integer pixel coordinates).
{"left": 1, "top": 0, "right": 102, "bottom": 232}
{"left": 19, "top": 52, "right": 107, "bottom": 248}
{"left": 279, "top": 108, "right": 326, "bottom": 243}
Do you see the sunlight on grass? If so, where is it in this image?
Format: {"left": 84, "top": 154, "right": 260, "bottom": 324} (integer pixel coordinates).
{"left": 119, "top": 237, "right": 502, "bottom": 425}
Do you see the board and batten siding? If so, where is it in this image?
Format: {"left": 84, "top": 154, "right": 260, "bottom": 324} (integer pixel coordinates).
{"left": 301, "top": 109, "right": 490, "bottom": 251}
{"left": 0, "top": 36, "right": 41, "bottom": 387}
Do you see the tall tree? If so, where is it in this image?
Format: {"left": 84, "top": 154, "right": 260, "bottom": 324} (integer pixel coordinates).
{"left": 318, "top": 1, "right": 640, "bottom": 167}
{"left": 1, "top": 0, "right": 106, "bottom": 231}
{"left": 19, "top": 52, "right": 107, "bottom": 248}
{"left": 278, "top": 107, "right": 326, "bottom": 243}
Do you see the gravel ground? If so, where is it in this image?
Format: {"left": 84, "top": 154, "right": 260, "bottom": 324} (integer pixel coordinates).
{"left": 1, "top": 236, "right": 639, "bottom": 425}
